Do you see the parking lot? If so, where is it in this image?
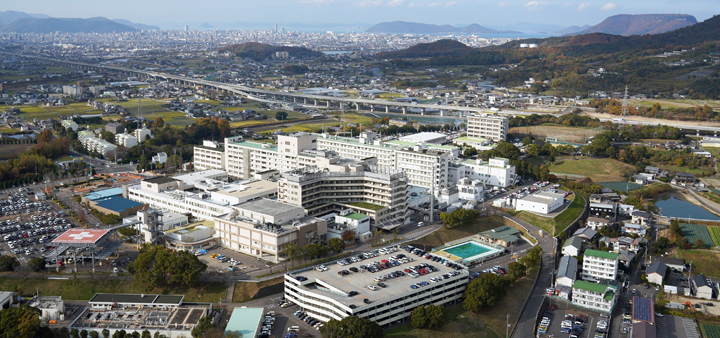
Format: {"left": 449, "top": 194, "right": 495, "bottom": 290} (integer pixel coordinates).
{"left": 538, "top": 299, "right": 610, "bottom": 338}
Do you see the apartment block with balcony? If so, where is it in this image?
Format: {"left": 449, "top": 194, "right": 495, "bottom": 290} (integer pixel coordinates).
{"left": 449, "top": 157, "right": 517, "bottom": 188}
{"left": 571, "top": 280, "right": 619, "bottom": 313}
{"left": 466, "top": 113, "right": 509, "bottom": 142}
{"left": 283, "top": 250, "right": 469, "bottom": 328}
{"left": 115, "top": 133, "right": 138, "bottom": 148}
{"left": 193, "top": 140, "right": 225, "bottom": 171}
{"left": 278, "top": 163, "right": 410, "bottom": 231}
{"left": 581, "top": 249, "right": 619, "bottom": 282}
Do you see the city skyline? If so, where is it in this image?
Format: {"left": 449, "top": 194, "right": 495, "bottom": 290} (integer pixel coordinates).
{"left": 1, "top": 0, "right": 718, "bottom": 31}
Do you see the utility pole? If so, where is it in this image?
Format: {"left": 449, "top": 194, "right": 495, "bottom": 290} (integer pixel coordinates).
{"left": 506, "top": 313, "right": 510, "bottom": 338}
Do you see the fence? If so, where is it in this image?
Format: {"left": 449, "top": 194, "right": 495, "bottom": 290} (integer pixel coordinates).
{"left": 504, "top": 216, "right": 539, "bottom": 245}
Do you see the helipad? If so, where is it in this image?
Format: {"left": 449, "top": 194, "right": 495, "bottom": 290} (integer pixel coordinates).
{"left": 53, "top": 229, "right": 110, "bottom": 244}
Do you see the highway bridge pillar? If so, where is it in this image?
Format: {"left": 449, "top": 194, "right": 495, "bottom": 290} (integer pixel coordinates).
{"left": 325, "top": 100, "right": 329, "bottom": 108}
{"left": 314, "top": 99, "right": 317, "bottom": 106}
{"left": 293, "top": 97, "right": 297, "bottom": 103}
{"left": 354, "top": 102, "right": 359, "bottom": 111}
{"left": 304, "top": 98, "right": 307, "bottom": 104}
{"left": 421, "top": 108, "right": 425, "bottom": 115}
{"left": 402, "top": 107, "right": 407, "bottom": 114}
{"left": 385, "top": 106, "right": 389, "bottom": 113}
{"left": 440, "top": 110, "right": 445, "bottom": 116}
{"left": 370, "top": 105, "right": 374, "bottom": 112}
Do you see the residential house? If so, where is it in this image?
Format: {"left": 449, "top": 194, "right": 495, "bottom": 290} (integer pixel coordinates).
{"left": 573, "top": 227, "right": 597, "bottom": 242}
{"left": 586, "top": 217, "right": 610, "bottom": 230}
{"left": 672, "top": 173, "right": 696, "bottom": 186}
{"left": 649, "top": 256, "right": 686, "bottom": 272}
{"left": 632, "top": 174, "right": 650, "bottom": 185}
{"left": 590, "top": 202, "right": 616, "bottom": 217}
{"left": 562, "top": 236, "right": 583, "bottom": 257}
{"left": 691, "top": 274, "right": 716, "bottom": 300}
{"left": 617, "top": 250, "right": 635, "bottom": 265}
{"left": 618, "top": 204, "right": 635, "bottom": 216}
{"left": 622, "top": 223, "right": 647, "bottom": 237}
{"left": 646, "top": 261, "right": 667, "bottom": 286}
{"left": 556, "top": 255, "right": 578, "bottom": 288}
{"left": 631, "top": 211, "right": 652, "bottom": 226}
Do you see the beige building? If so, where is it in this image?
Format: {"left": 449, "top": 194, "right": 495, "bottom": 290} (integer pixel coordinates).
{"left": 278, "top": 164, "right": 409, "bottom": 230}
{"left": 467, "top": 113, "right": 509, "bottom": 142}
{"left": 193, "top": 140, "right": 225, "bottom": 171}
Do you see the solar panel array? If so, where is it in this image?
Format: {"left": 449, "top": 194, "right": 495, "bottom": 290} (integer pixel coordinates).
{"left": 633, "top": 296, "right": 653, "bottom": 322}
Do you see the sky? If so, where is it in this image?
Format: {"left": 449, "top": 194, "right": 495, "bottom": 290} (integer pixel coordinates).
{"left": 2, "top": 0, "right": 719, "bottom": 31}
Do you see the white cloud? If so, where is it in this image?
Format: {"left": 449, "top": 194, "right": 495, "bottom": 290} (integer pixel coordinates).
{"left": 428, "top": 2, "right": 441, "bottom": 6}
{"left": 407, "top": 1, "right": 420, "bottom": 6}
{"left": 387, "top": 0, "right": 404, "bottom": 6}
{"left": 297, "top": 0, "right": 339, "bottom": 4}
{"left": 601, "top": 2, "right": 616, "bottom": 10}
{"left": 445, "top": 1, "right": 456, "bottom": 6}
{"left": 522, "top": 1, "right": 548, "bottom": 10}
{"left": 497, "top": 2, "right": 512, "bottom": 7}
{"left": 356, "top": 0, "right": 382, "bottom": 6}
{"left": 577, "top": 3, "right": 590, "bottom": 11}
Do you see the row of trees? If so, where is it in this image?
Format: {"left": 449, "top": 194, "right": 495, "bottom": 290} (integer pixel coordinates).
{"left": 410, "top": 304, "right": 445, "bottom": 329}
{"left": 319, "top": 315, "right": 384, "bottom": 338}
{"left": 281, "top": 238, "right": 347, "bottom": 269}
{"left": 439, "top": 208, "right": 479, "bottom": 229}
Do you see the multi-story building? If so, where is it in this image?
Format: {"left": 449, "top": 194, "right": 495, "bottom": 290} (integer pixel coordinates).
{"left": 133, "top": 124, "right": 153, "bottom": 142}
{"left": 213, "top": 199, "right": 327, "bottom": 262}
{"left": 193, "top": 140, "right": 225, "bottom": 171}
{"left": 278, "top": 163, "right": 409, "bottom": 231}
{"left": 449, "top": 157, "right": 517, "bottom": 188}
{"left": 571, "top": 280, "right": 619, "bottom": 313}
{"left": 284, "top": 250, "right": 469, "bottom": 327}
{"left": 581, "top": 249, "right": 619, "bottom": 282}
{"left": 115, "top": 133, "right": 138, "bottom": 148}
{"left": 466, "top": 113, "right": 509, "bottom": 142}
{"left": 61, "top": 119, "right": 78, "bottom": 131}
{"left": 78, "top": 131, "right": 116, "bottom": 157}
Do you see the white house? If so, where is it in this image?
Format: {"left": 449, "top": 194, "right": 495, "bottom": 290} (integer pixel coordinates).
{"left": 515, "top": 191, "right": 564, "bottom": 214}
{"left": 562, "top": 236, "right": 583, "bottom": 257}
{"left": 646, "top": 261, "right": 667, "bottom": 286}
{"left": 556, "top": 255, "right": 578, "bottom": 287}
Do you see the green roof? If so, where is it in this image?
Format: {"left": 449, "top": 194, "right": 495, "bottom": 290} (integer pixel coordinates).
{"left": 604, "top": 291, "right": 615, "bottom": 301}
{"left": 454, "top": 136, "right": 488, "bottom": 143}
{"left": 479, "top": 226, "right": 521, "bottom": 240}
{"left": 344, "top": 212, "right": 369, "bottom": 220}
{"left": 584, "top": 249, "right": 618, "bottom": 260}
{"left": 347, "top": 202, "right": 385, "bottom": 211}
{"left": 225, "top": 307, "right": 264, "bottom": 337}
{"left": 573, "top": 280, "right": 608, "bottom": 294}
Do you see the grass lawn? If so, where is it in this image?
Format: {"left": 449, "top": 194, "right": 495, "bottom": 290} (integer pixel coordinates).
{"left": 0, "top": 143, "right": 35, "bottom": 161}
{"left": 98, "top": 98, "right": 167, "bottom": 114}
{"left": 659, "top": 164, "right": 715, "bottom": 176}
{"left": 676, "top": 250, "right": 720, "bottom": 277}
{"left": 194, "top": 99, "right": 221, "bottom": 106}
{"left": 348, "top": 202, "right": 385, "bottom": 210}
{"left": 386, "top": 262, "right": 540, "bottom": 338}
{"left": 143, "top": 111, "right": 188, "bottom": 119}
{"left": 0, "top": 127, "right": 17, "bottom": 133}
{"left": 165, "top": 118, "right": 198, "bottom": 127}
{"left": 0, "top": 277, "right": 226, "bottom": 302}
{"left": 547, "top": 158, "right": 634, "bottom": 182}
{"left": 229, "top": 120, "right": 271, "bottom": 128}
{"left": 233, "top": 277, "right": 284, "bottom": 303}
{"left": 509, "top": 124, "right": 603, "bottom": 143}
{"left": 513, "top": 192, "right": 585, "bottom": 236}
{"left": 409, "top": 215, "right": 505, "bottom": 249}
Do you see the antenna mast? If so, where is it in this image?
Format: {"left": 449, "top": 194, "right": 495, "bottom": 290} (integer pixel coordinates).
{"left": 621, "top": 85, "right": 629, "bottom": 119}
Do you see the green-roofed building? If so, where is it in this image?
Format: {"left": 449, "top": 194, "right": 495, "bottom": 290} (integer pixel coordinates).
{"left": 225, "top": 307, "right": 265, "bottom": 338}
{"left": 571, "top": 280, "right": 618, "bottom": 314}
{"left": 582, "top": 249, "right": 619, "bottom": 282}
{"left": 478, "top": 226, "right": 521, "bottom": 247}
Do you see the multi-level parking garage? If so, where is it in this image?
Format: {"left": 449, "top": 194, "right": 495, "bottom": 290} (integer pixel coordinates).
{"left": 284, "top": 245, "right": 469, "bottom": 328}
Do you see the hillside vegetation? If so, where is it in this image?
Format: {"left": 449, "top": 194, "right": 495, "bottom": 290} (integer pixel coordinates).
{"left": 219, "top": 42, "right": 322, "bottom": 61}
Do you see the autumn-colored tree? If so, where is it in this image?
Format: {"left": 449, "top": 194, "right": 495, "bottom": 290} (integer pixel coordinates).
{"left": 38, "top": 130, "right": 53, "bottom": 143}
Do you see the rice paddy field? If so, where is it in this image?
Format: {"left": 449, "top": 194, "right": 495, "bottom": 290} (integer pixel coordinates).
{"left": 680, "top": 223, "right": 716, "bottom": 247}
{"left": 599, "top": 182, "right": 642, "bottom": 192}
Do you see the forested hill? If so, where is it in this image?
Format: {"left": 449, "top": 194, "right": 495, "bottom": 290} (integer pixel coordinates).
{"left": 376, "top": 39, "right": 473, "bottom": 59}
{"left": 218, "top": 42, "right": 322, "bottom": 61}
{"left": 570, "top": 14, "right": 697, "bottom": 36}
{"left": 0, "top": 17, "right": 136, "bottom": 33}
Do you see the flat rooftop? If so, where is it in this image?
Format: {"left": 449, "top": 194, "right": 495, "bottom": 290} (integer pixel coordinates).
{"left": 144, "top": 176, "right": 180, "bottom": 184}
{"left": 225, "top": 307, "right": 264, "bottom": 337}
{"left": 213, "top": 180, "right": 277, "bottom": 198}
{"left": 237, "top": 198, "right": 303, "bottom": 216}
{"left": 173, "top": 169, "right": 228, "bottom": 186}
{"left": 90, "top": 293, "right": 184, "bottom": 305}
{"left": 288, "top": 248, "right": 467, "bottom": 307}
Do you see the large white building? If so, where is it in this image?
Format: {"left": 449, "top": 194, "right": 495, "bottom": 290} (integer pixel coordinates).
{"left": 278, "top": 163, "right": 410, "bottom": 231}
{"left": 115, "top": 133, "right": 138, "bottom": 148}
{"left": 456, "top": 178, "right": 485, "bottom": 201}
{"left": 61, "top": 119, "right": 78, "bottom": 131}
{"left": 571, "top": 280, "right": 619, "bottom": 313}
{"left": 515, "top": 191, "right": 565, "bottom": 214}
{"left": 193, "top": 140, "right": 225, "bottom": 171}
{"left": 466, "top": 113, "right": 509, "bottom": 142}
{"left": 284, "top": 250, "right": 469, "bottom": 328}
{"left": 581, "top": 249, "right": 619, "bottom": 282}
{"left": 449, "top": 157, "right": 517, "bottom": 188}
{"left": 133, "top": 124, "right": 153, "bottom": 142}
{"left": 78, "top": 131, "right": 117, "bottom": 157}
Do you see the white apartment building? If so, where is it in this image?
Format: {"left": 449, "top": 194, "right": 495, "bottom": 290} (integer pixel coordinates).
{"left": 457, "top": 178, "right": 484, "bottom": 201}
{"left": 449, "top": 157, "right": 517, "bottom": 188}
{"left": 61, "top": 119, "right": 78, "bottom": 131}
{"left": 133, "top": 125, "right": 153, "bottom": 142}
{"left": 214, "top": 199, "right": 327, "bottom": 261}
{"left": 571, "top": 280, "right": 619, "bottom": 313}
{"left": 78, "top": 131, "right": 117, "bottom": 157}
{"left": 284, "top": 251, "right": 469, "bottom": 328}
{"left": 278, "top": 164, "right": 410, "bottom": 230}
{"left": 193, "top": 140, "right": 225, "bottom": 171}
{"left": 515, "top": 191, "right": 565, "bottom": 214}
{"left": 466, "top": 113, "right": 509, "bottom": 142}
{"left": 115, "top": 133, "right": 138, "bottom": 148}
{"left": 581, "top": 249, "right": 619, "bottom": 282}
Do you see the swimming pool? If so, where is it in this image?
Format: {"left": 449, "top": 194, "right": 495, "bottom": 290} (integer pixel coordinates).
{"left": 438, "top": 241, "right": 502, "bottom": 262}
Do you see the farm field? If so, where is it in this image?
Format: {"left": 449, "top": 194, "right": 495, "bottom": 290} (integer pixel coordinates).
{"left": 95, "top": 98, "right": 168, "bottom": 114}
{"left": 600, "top": 182, "right": 642, "bottom": 192}
{"left": 508, "top": 124, "right": 603, "bottom": 143}
{"left": 701, "top": 323, "right": 720, "bottom": 338}
{"left": 0, "top": 143, "right": 34, "bottom": 161}
{"left": 710, "top": 226, "right": 720, "bottom": 246}
{"left": 547, "top": 158, "right": 635, "bottom": 182}
{"left": 680, "top": 223, "right": 715, "bottom": 247}
{"left": 676, "top": 250, "right": 720, "bottom": 277}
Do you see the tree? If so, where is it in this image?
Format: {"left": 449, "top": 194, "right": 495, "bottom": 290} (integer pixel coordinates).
{"left": 526, "top": 143, "right": 540, "bottom": 157}
{"left": 0, "top": 306, "right": 42, "bottom": 338}
{"left": 100, "top": 131, "right": 115, "bottom": 143}
{"left": 141, "top": 330, "right": 151, "bottom": 338}
{"left": 694, "top": 238, "right": 705, "bottom": 249}
{"left": 275, "top": 111, "right": 288, "bottom": 120}
{"left": 425, "top": 304, "right": 445, "bottom": 329}
{"left": 191, "top": 316, "right": 215, "bottom": 338}
{"left": 127, "top": 245, "right": 207, "bottom": 290}
{"left": 71, "top": 328, "right": 80, "bottom": 338}
{"left": 112, "top": 329, "right": 126, "bottom": 338}
{"left": 28, "top": 257, "right": 46, "bottom": 272}
{"left": 152, "top": 118, "right": 165, "bottom": 129}
{"left": 411, "top": 305, "right": 428, "bottom": 328}
{"left": 0, "top": 256, "right": 19, "bottom": 272}
{"left": 341, "top": 229, "right": 356, "bottom": 243}
{"left": 38, "top": 130, "right": 53, "bottom": 143}
{"left": 102, "top": 329, "right": 110, "bottom": 338}
{"left": 463, "top": 273, "right": 507, "bottom": 312}
{"left": 319, "top": 315, "right": 384, "bottom": 338}
{"left": 90, "top": 331, "right": 100, "bottom": 338}
{"left": 327, "top": 238, "right": 346, "bottom": 254}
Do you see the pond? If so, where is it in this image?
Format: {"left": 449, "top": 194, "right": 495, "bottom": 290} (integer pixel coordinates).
{"left": 655, "top": 197, "right": 720, "bottom": 221}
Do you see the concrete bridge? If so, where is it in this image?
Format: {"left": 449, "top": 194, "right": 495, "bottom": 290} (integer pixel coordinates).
{"left": 5, "top": 52, "right": 540, "bottom": 117}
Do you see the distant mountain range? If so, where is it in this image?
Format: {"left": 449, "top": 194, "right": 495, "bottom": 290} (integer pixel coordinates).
{"left": 218, "top": 42, "right": 322, "bottom": 61}
{"left": 366, "top": 21, "right": 521, "bottom": 34}
{"left": 0, "top": 10, "right": 158, "bottom": 33}
{"left": 113, "top": 19, "right": 159, "bottom": 31}
{"left": 553, "top": 25, "right": 591, "bottom": 35}
{"left": 568, "top": 14, "right": 697, "bottom": 36}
